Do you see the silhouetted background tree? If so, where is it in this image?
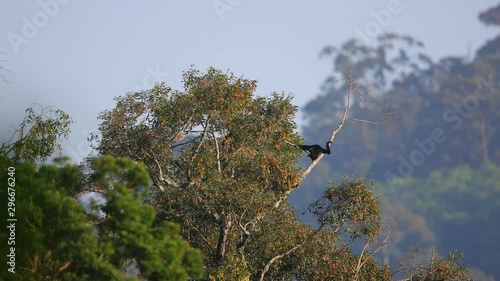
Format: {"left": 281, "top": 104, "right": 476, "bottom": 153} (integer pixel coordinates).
{"left": 291, "top": 4, "right": 500, "bottom": 280}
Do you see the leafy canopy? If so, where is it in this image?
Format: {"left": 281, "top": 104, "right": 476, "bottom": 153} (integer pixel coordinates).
{"left": 92, "top": 67, "right": 390, "bottom": 280}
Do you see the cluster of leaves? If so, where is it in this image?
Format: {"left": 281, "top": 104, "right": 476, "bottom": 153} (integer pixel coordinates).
{"left": 0, "top": 113, "right": 205, "bottom": 281}
{"left": 1, "top": 156, "right": 123, "bottom": 281}
{"left": 1, "top": 104, "right": 73, "bottom": 165}
{"left": 89, "top": 156, "right": 205, "bottom": 280}
{"left": 309, "top": 177, "right": 381, "bottom": 239}
{"left": 398, "top": 248, "right": 471, "bottom": 281}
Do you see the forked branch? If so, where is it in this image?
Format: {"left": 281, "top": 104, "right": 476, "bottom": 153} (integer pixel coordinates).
{"left": 259, "top": 224, "right": 325, "bottom": 281}
{"left": 144, "top": 150, "right": 180, "bottom": 189}
{"left": 353, "top": 224, "right": 391, "bottom": 281}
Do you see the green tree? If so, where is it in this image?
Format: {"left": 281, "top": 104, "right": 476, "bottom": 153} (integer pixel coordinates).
{"left": 0, "top": 156, "right": 205, "bottom": 281}
{"left": 0, "top": 108, "right": 205, "bottom": 280}
{"left": 379, "top": 163, "right": 500, "bottom": 279}
{"left": 91, "top": 67, "right": 400, "bottom": 280}
{"left": 0, "top": 104, "right": 73, "bottom": 165}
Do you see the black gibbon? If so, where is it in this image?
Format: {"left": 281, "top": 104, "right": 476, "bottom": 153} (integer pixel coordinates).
{"left": 286, "top": 140, "right": 332, "bottom": 161}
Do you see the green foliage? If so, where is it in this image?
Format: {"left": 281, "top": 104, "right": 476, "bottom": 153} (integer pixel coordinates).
{"left": 0, "top": 157, "right": 125, "bottom": 281}
{"left": 293, "top": 233, "right": 392, "bottom": 281}
{"left": 0, "top": 155, "right": 204, "bottom": 280}
{"left": 309, "top": 177, "right": 381, "bottom": 239}
{"left": 89, "top": 156, "right": 205, "bottom": 280}
{"left": 0, "top": 104, "right": 73, "bottom": 165}
{"left": 399, "top": 249, "right": 471, "bottom": 281}
{"left": 208, "top": 254, "right": 251, "bottom": 281}
{"left": 379, "top": 164, "right": 500, "bottom": 277}
{"left": 93, "top": 67, "right": 390, "bottom": 280}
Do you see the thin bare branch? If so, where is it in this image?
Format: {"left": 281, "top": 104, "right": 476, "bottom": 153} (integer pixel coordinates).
{"left": 354, "top": 225, "right": 391, "bottom": 280}
{"left": 0, "top": 56, "right": 11, "bottom": 84}
{"left": 299, "top": 75, "right": 353, "bottom": 183}
{"left": 170, "top": 136, "right": 200, "bottom": 149}
{"left": 237, "top": 196, "right": 259, "bottom": 260}
{"left": 347, "top": 117, "right": 382, "bottom": 124}
{"left": 190, "top": 115, "right": 211, "bottom": 163}
{"left": 192, "top": 225, "right": 215, "bottom": 249}
{"left": 354, "top": 241, "right": 371, "bottom": 281}
{"left": 259, "top": 241, "right": 305, "bottom": 281}
{"left": 348, "top": 106, "right": 396, "bottom": 125}
{"left": 169, "top": 106, "right": 196, "bottom": 144}
{"left": 274, "top": 76, "right": 355, "bottom": 208}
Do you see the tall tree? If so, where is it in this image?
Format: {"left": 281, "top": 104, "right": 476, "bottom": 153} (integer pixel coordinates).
{"left": 92, "top": 67, "right": 469, "bottom": 280}
{"left": 91, "top": 67, "right": 391, "bottom": 280}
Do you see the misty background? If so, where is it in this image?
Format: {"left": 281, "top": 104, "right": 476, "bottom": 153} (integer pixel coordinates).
{"left": 0, "top": 1, "right": 496, "bottom": 163}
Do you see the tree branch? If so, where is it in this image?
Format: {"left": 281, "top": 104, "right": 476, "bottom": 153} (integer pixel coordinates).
{"left": 215, "top": 216, "right": 232, "bottom": 264}
{"left": 347, "top": 117, "right": 381, "bottom": 124}
{"left": 259, "top": 224, "right": 325, "bottom": 281}
{"left": 274, "top": 76, "right": 355, "bottom": 208}
{"left": 190, "top": 115, "right": 211, "bottom": 163}
{"left": 353, "top": 225, "right": 391, "bottom": 281}
{"left": 144, "top": 150, "right": 180, "bottom": 190}
{"left": 212, "top": 131, "right": 222, "bottom": 173}
{"left": 237, "top": 196, "right": 261, "bottom": 261}
{"left": 169, "top": 106, "right": 197, "bottom": 144}
{"left": 300, "top": 76, "right": 353, "bottom": 182}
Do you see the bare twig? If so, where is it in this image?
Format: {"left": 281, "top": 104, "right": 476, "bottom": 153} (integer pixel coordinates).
{"left": 190, "top": 115, "right": 211, "bottom": 163}
{"left": 348, "top": 106, "right": 396, "bottom": 125}
{"left": 0, "top": 56, "right": 11, "bottom": 84}
{"left": 237, "top": 197, "right": 262, "bottom": 258}
{"left": 347, "top": 117, "right": 381, "bottom": 124}
{"left": 192, "top": 225, "right": 215, "bottom": 249}
{"left": 354, "top": 241, "right": 371, "bottom": 281}
{"left": 353, "top": 225, "right": 391, "bottom": 280}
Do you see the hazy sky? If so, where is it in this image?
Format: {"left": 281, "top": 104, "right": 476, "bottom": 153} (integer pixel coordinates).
{"left": 1, "top": 1, "right": 498, "bottom": 163}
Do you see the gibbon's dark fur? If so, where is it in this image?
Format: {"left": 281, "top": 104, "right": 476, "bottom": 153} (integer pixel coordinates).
{"left": 286, "top": 140, "right": 332, "bottom": 161}
{"left": 299, "top": 141, "right": 332, "bottom": 160}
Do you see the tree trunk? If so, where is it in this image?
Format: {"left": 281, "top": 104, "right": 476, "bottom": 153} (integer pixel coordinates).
{"left": 215, "top": 217, "right": 232, "bottom": 264}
